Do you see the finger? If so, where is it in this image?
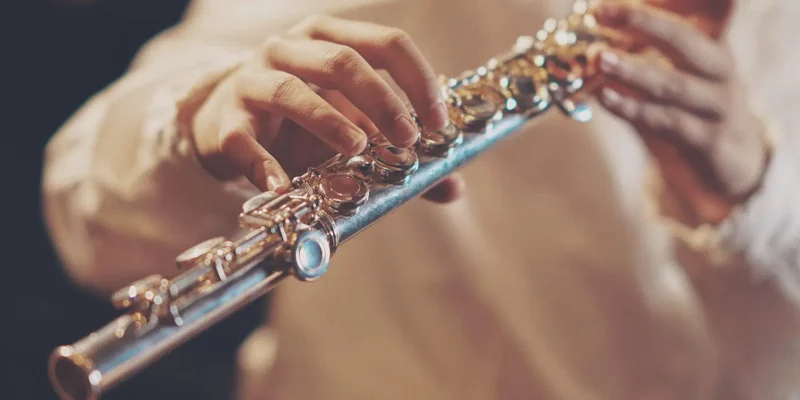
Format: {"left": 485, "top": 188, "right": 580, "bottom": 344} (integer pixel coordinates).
{"left": 643, "top": 136, "right": 735, "bottom": 223}
{"left": 597, "top": 49, "right": 724, "bottom": 118}
{"left": 217, "top": 106, "right": 292, "bottom": 192}
{"left": 320, "top": 89, "right": 382, "bottom": 138}
{"left": 291, "top": 15, "right": 448, "bottom": 133}
{"left": 594, "top": 2, "right": 730, "bottom": 80}
{"left": 598, "top": 87, "right": 716, "bottom": 150}
{"left": 235, "top": 69, "right": 368, "bottom": 156}
{"left": 262, "top": 36, "right": 418, "bottom": 148}
{"left": 591, "top": 25, "right": 641, "bottom": 52}
{"left": 421, "top": 174, "right": 466, "bottom": 204}
{"left": 647, "top": 0, "right": 734, "bottom": 22}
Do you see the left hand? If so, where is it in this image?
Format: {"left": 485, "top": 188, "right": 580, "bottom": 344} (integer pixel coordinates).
{"left": 592, "top": 1, "right": 771, "bottom": 225}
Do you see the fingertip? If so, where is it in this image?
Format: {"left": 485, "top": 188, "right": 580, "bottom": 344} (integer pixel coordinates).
{"left": 392, "top": 114, "right": 421, "bottom": 148}
{"left": 266, "top": 175, "right": 291, "bottom": 194}
{"left": 342, "top": 132, "right": 368, "bottom": 156}
{"left": 423, "top": 100, "right": 450, "bottom": 132}
{"left": 398, "top": 136, "right": 420, "bottom": 149}
{"left": 255, "top": 160, "right": 290, "bottom": 193}
{"left": 447, "top": 174, "right": 467, "bottom": 200}
{"left": 421, "top": 175, "right": 466, "bottom": 204}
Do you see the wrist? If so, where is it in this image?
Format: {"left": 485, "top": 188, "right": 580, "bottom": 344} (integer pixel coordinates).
{"left": 173, "top": 57, "right": 248, "bottom": 179}
{"left": 659, "top": 111, "right": 782, "bottom": 263}
{"left": 682, "top": 111, "right": 775, "bottom": 226}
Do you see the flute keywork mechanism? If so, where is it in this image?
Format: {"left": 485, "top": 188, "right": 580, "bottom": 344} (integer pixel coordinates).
{"left": 49, "top": 2, "right": 604, "bottom": 399}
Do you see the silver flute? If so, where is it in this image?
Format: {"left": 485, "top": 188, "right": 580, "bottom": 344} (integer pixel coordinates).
{"left": 49, "top": 3, "right": 604, "bottom": 399}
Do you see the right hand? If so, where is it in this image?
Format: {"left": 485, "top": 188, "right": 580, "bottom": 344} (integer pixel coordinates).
{"left": 191, "top": 15, "right": 464, "bottom": 203}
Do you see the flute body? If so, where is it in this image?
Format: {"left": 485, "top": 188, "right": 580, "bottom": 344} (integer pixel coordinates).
{"left": 49, "top": 3, "right": 602, "bottom": 399}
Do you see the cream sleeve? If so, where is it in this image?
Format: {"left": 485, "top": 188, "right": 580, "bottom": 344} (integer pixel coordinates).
{"left": 712, "top": 0, "right": 800, "bottom": 307}
{"left": 42, "top": 29, "right": 259, "bottom": 295}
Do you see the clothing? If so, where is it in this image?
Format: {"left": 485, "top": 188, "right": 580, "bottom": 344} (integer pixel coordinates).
{"left": 42, "top": 0, "right": 800, "bottom": 399}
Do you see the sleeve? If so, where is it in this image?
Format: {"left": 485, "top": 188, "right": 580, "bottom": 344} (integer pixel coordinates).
{"left": 716, "top": 123, "right": 800, "bottom": 305}
{"left": 42, "top": 32, "right": 259, "bottom": 296}
{"left": 711, "top": 0, "right": 800, "bottom": 307}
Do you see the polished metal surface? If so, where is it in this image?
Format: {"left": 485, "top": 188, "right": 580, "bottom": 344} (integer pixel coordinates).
{"left": 371, "top": 144, "right": 420, "bottom": 184}
{"left": 319, "top": 173, "right": 370, "bottom": 215}
{"left": 418, "top": 122, "right": 464, "bottom": 157}
{"left": 49, "top": 3, "right": 603, "bottom": 398}
{"left": 290, "top": 228, "right": 331, "bottom": 281}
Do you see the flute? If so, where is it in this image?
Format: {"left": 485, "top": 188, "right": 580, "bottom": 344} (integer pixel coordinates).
{"left": 49, "top": 2, "right": 603, "bottom": 399}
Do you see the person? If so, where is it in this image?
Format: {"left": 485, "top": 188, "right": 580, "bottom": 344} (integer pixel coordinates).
{"left": 42, "top": 0, "right": 800, "bottom": 399}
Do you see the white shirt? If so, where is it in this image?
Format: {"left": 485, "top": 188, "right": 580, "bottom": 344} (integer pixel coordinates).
{"left": 42, "top": 0, "right": 800, "bottom": 399}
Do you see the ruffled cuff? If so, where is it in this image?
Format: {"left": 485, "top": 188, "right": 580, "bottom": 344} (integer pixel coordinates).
{"left": 716, "top": 127, "right": 800, "bottom": 288}
{"left": 658, "top": 110, "right": 800, "bottom": 285}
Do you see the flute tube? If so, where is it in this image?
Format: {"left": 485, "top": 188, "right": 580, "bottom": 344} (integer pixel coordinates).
{"left": 49, "top": 3, "right": 599, "bottom": 397}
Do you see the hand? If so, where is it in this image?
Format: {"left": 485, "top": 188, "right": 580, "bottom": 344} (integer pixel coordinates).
{"left": 191, "top": 15, "right": 464, "bottom": 203}
{"left": 592, "top": 1, "right": 770, "bottom": 224}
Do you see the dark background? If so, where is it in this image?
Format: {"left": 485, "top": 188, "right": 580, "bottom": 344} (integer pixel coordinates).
{"left": 3, "top": 1, "right": 264, "bottom": 398}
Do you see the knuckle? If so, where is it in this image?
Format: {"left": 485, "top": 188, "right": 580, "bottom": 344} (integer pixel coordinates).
{"left": 259, "top": 36, "right": 284, "bottom": 56}
{"left": 295, "top": 14, "right": 329, "bottom": 35}
{"left": 381, "top": 28, "right": 413, "bottom": 50}
{"left": 265, "top": 74, "right": 302, "bottom": 105}
{"left": 321, "top": 45, "right": 362, "bottom": 76}
{"left": 259, "top": 37, "right": 288, "bottom": 67}
{"left": 659, "top": 74, "right": 687, "bottom": 100}
{"left": 218, "top": 130, "right": 249, "bottom": 155}
{"left": 306, "top": 101, "right": 332, "bottom": 122}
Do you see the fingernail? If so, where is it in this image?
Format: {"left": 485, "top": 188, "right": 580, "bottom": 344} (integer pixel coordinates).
{"left": 429, "top": 100, "right": 450, "bottom": 131}
{"left": 602, "top": 88, "right": 622, "bottom": 104}
{"left": 344, "top": 132, "right": 368, "bottom": 156}
{"left": 267, "top": 175, "right": 287, "bottom": 193}
{"left": 394, "top": 114, "right": 419, "bottom": 148}
{"left": 600, "top": 51, "right": 620, "bottom": 72}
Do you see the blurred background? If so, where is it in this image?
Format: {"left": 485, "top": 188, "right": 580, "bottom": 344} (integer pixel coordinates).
{"left": 0, "top": 1, "right": 266, "bottom": 398}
